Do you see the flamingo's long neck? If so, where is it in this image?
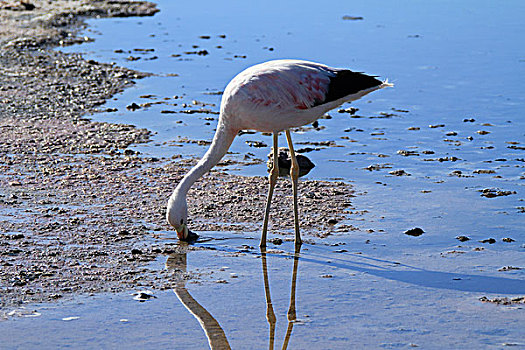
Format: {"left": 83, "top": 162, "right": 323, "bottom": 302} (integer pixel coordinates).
{"left": 175, "top": 120, "right": 237, "bottom": 197}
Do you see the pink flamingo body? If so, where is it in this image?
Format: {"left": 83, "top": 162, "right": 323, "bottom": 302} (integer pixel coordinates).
{"left": 167, "top": 59, "right": 392, "bottom": 246}
{"left": 222, "top": 60, "right": 388, "bottom": 132}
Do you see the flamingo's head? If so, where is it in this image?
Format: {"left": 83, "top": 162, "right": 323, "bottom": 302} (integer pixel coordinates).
{"left": 166, "top": 192, "right": 196, "bottom": 241}
{"left": 176, "top": 221, "right": 190, "bottom": 241}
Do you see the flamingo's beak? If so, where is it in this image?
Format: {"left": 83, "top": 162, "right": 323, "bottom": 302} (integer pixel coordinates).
{"left": 176, "top": 224, "right": 189, "bottom": 241}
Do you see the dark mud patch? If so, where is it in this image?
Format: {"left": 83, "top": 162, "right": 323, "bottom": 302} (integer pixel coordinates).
{"left": 498, "top": 266, "right": 522, "bottom": 272}
{"left": 479, "top": 188, "right": 517, "bottom": 198}
{"left": 479, "top": 296, "right": 525, "bottom": 306}
{"left": 388, "top": 169, "right": 411, "bottom": 176}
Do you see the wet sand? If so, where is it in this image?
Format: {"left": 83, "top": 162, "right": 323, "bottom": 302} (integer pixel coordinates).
{"left": 0, "top": 0, "right": 356, "bottom": 310}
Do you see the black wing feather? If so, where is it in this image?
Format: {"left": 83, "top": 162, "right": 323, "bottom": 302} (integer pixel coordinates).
{"left": 321, "top": 70, "right": 383, "bottom": 105}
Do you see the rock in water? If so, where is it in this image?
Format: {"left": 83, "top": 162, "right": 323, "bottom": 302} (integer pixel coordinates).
{"left": 404, "top": 227, "right": 424, "bottom": 237}
{"left": 267, "top": 147, "right": 315, "bottom": 177}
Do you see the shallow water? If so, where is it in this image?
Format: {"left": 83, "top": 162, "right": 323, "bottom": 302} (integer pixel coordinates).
{"left": 2, "top": 0, "right": 524, "bottom": 348}
{"left": 2, "top": 236, "right": 524, "bottom": 349}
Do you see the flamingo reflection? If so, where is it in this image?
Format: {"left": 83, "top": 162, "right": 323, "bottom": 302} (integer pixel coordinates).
{"left": 166, "top": 252, "right": 231, "bottom": 350}
{"left": 166, "top": 244, "right": 302, "bottom": 350}
{"left": 261, "top": 244, "right": 302, "bottom": 350}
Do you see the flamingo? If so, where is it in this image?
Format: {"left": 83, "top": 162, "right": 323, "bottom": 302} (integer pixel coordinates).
{"left": 167, "top": 59, "right": 392, "bottom": 247}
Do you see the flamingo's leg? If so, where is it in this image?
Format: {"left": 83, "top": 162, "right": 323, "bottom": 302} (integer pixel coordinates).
{"left": 285, "top": 130, "right": 302, "bottom": 246}
{"left": 261, "top": 132, "right": 279, "bottom": 248}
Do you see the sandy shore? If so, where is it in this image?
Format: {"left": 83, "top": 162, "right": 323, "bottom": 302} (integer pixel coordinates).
{"left": 0, "top": 1, "right": 356, "bottom": 310}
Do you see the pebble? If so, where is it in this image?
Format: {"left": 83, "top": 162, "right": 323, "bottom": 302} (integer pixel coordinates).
{"left": 498, "top": 266, "right": 521, "bottom": 271}
{"left": 126, "top": 102, "right": 141, "bottom": 111}
{"left": 404, "top": 228, "right": 424, "bottom": 237}
{"left": 342, "top": 15, "right": 364, "bottom": 20}
{"left": 133, "top": 291, "right": 156, "bottom": 302}
{"left": 397, "top": 150, "right": 419, "bottom": 156}
{"left": 389, "top": 169, "right": 411, "bottom": 176}
{"left": 269, "top": 238, "right": 283, "bottom": 245}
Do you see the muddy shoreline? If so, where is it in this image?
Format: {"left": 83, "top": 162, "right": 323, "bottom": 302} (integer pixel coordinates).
{"left": 0, "top": 1, "right": 356, "bottom": 311}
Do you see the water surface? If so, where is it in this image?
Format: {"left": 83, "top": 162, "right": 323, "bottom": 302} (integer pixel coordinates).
{"left": 3, "top": 237, "right": 524, "bottom": 349}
